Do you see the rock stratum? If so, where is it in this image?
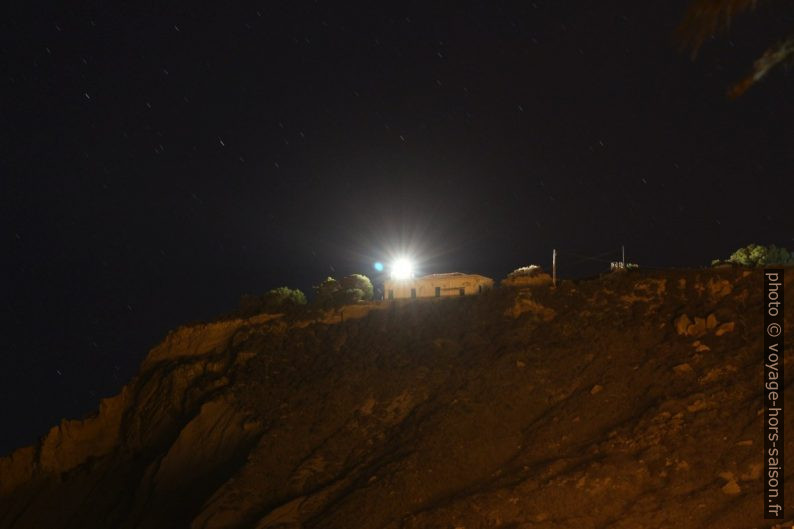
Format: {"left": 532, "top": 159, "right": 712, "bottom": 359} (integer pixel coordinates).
{"left": 1, "top": 269, "right": 792, "bottom": 529}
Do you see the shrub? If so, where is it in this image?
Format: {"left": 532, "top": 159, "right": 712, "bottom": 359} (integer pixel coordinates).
{"left": 313, "top": 277, "right": 340, "bottom": 308}
{"left": 503, "top": 265, "right": 552, "bottom": 287}
{"left": 238, "top": 294, "right": 264, "bottom": 316}
{"left": 507, "top": 265, "right": 543, "bottom": 278}
{"left": 312, "top": 274, "right": 374, "bottom": 308}
{"left": 261, "top": 287, "right": 307, "bottom": 311}
{"left": 720, "top": 244, "right": 794, "bottom": 267}
{"left": 238, "top": 286, "right": 307, "bottom": 316}
{"left": 336, "top": 287, "right": 365, "bottom": 305}
{"left": 339, "top": 274, "right": 374, "bottom": 301}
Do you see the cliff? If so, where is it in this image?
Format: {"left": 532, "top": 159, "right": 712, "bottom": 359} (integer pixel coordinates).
{"left": 0, "top": 269, "right": 791, "bottom": 529}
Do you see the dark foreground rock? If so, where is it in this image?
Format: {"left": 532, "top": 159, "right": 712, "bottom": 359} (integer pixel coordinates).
{"left": 1, "top": 268, "right": 792, "bottom": 529}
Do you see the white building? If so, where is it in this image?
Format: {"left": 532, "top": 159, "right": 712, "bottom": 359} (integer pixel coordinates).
{"left": 384, "top": 273, "right": 494, "bottom": 300}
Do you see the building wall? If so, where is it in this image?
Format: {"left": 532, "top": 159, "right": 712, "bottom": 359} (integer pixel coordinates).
{"left": 384, "top": 274, "right": 494, "bottom": 300}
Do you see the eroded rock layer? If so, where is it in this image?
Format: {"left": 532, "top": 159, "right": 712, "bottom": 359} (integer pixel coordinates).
{"left": 1, "top": 269, "right": 792, "bottom": 529}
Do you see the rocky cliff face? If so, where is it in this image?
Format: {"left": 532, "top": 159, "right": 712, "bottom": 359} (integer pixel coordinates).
{"left": 0, "top": 269, "right": 791, "bottom": 529}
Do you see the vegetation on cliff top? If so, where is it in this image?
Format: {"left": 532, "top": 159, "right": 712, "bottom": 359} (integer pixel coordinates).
{"left": 713, "top": 243, "right": 794, "bottom": 268}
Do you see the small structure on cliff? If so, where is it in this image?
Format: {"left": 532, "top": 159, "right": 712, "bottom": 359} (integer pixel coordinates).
{"left": 610, "top": 261, "right": 639, "bottom": 272}
{"left": 384, "top": 273, "right": 493, "bottom": 300}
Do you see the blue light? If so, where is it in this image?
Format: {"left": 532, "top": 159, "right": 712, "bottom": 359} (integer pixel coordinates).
{"left": 373, "top": 261, "right": 384, "bottom": 272}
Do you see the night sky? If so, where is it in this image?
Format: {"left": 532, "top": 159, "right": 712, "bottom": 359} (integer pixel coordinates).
{"left": 3, "top": 2, "right": 793, "bottom": 455}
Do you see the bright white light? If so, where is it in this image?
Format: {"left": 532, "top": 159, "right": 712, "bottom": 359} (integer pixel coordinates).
{"left": 390, "top": 258, "right": 414, "bottom": 280}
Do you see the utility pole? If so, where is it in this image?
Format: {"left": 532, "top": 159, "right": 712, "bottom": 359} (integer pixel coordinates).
{"left": 552, "top": 248, "right": 557, "bottom": 288}
{"left": 621, "top": 245, "right": 625, "bottom": 268}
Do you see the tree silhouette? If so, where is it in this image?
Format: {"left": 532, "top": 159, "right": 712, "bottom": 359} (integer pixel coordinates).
{"left": 677, "top": 0, "right": 794, "bottom": 98}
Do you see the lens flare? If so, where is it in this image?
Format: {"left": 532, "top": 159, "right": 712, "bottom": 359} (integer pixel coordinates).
{"left": 373, "top": 261, "right": 384, "bottom": 272}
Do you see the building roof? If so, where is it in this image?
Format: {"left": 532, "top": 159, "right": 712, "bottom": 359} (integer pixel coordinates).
{"left": 386, "top": 272, "right": 493, "bottom": 282}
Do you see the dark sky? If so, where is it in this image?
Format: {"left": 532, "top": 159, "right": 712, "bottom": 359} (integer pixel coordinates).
{"left": 3, "top": 1, "right": 793, "bottom": 455}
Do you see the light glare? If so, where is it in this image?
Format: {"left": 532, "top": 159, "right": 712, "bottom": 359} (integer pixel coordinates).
{"left": 390, "top": 258, "right": 414, "bottom": 279}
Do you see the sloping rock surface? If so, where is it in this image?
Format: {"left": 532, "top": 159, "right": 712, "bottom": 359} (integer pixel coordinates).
{"left": 1, "top": 269, "right": 792, "bottom": 529}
